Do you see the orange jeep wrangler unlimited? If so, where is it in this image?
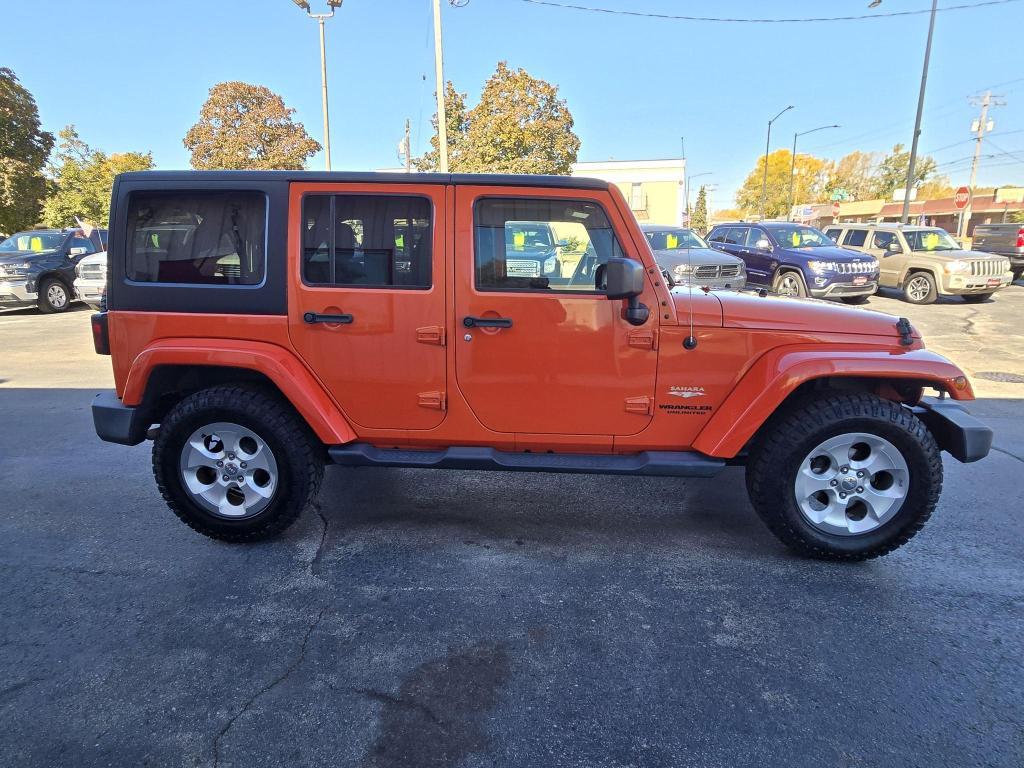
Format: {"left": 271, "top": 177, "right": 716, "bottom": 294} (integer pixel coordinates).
{"left": 90, "top": 171, "right": 992, "bottom": 560}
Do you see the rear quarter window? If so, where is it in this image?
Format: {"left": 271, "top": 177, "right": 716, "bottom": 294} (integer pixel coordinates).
{"left": 126, "top": 191, "right": 267, "bottom": 285}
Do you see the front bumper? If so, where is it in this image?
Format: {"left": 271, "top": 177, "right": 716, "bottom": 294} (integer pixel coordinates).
{"left": 941, "top": 272, "right": 1013, "bottom": 294}
{"left": 809, "top": 279, "right": 878, "bottom": 298}
{"left": 913, "top": 397, "right": 992, "bottom": 463}
{"left": 74, "top": 277, "right": 106, "bottom": 305}
{"left": 673, "top": 276, "right": 747, "bottom": 291}
{"left": 92, "top": 391, "right": 149, "bottom": 446}
{"left": 0, "top": 279, "right": 38, "bottom": 307}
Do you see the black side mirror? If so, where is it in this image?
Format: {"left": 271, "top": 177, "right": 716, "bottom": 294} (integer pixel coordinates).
{"left": 603, "top": 257, "right": 649, "bottom": 326}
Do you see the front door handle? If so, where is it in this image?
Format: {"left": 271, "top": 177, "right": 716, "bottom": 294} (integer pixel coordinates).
{"left": 463, "top": 316, "right": 512, "bottom": 329}
{"left": 303, "top": 311, "right": 354, "bottom": 324}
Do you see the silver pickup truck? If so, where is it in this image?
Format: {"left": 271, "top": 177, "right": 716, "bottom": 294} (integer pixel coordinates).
{"left": 972, "top": 223, "right": 1024, "bottom": 282}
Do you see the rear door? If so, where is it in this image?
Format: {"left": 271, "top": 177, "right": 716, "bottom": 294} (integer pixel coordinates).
{"left": 287, "top": 182, "right": 447, "bottom": 431}
{"left": 452, "top": 186, "right": 658, "bottom": 436}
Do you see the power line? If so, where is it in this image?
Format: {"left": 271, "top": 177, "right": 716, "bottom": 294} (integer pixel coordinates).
{"left": 517, "top": 0, "right": 1023, "bottom": 23}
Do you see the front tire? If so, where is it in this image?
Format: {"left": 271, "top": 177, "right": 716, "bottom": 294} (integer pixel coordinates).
{"left": 902, "top": 272, "right": 938, "bottom": 304}
{"left": 38, "top": 278, "right": 71, "bottom": 313}
{"left": 773, "top": 270, "right": 807, "bottom": 298}
{"left": 153, "top": 385, "right": 324, "bottom": 542}
{"left": 745, "top": 392, "right": 942, "bottom": 561}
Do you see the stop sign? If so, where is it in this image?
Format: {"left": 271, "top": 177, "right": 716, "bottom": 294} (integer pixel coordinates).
{"left": 832, "top": 201, "right": 841, "bottom": 218}
{"left": 954, "top": 186, "right": 971, "bottom": 209}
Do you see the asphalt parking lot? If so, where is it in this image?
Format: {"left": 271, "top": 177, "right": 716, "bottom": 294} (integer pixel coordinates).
{"left": 2, "top": 287, "right": 1022, "bottom": 767}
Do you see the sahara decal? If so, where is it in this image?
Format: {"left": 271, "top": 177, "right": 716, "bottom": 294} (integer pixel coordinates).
{"left": 667, "top": 385, "right": 706, "bottom": 399}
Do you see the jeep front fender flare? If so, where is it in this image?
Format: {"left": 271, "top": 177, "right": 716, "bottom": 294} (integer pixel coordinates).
{"left": 122, "top": 339, "right": 357, "bottom": 445}
{"left": 692, "top": 345, "right": 973, "bottom": 459}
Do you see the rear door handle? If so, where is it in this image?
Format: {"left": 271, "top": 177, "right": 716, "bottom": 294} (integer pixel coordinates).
{"left": 463, "top": 316, "right": 512, "bottom": 329}
{"left": 303, "top": 311, "right": 354, "bottom": 324}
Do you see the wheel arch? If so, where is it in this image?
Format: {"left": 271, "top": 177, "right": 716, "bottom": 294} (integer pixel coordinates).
{"left": 122, "top": 340, "right": 357, "bottom": 445}
{"left": 691, "top": 345, "right": 973, "bottom": 459}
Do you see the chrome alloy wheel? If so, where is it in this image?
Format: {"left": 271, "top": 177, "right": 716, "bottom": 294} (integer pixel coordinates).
{"left": 776, "top": 273, "right": 802, "bottom": 296}
{"left": 794, "top": 432, "right": 910, "bottom": 536}
{"left": 47, "top": 283, "right": 68, "bottom": 308}
{"left": 905, "top": 275, "right": 932, "bottom": 302}
{"left": 179, "top": 422, "right": 278, "bottom": 518}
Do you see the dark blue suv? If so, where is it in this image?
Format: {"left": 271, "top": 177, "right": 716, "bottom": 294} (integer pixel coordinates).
{"left": 706, "top": 222, "right": 879, "bottom": 303}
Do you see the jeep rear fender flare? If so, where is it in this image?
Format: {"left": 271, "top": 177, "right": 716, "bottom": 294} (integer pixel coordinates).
{"left": 691, "top": 345, "right": 973, "bottom": 458}
{"left": 122, "top": 339, "right": 357, "bottom": 445}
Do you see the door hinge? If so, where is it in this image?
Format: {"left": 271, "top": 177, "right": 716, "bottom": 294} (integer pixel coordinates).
{"left": 624, "top": 396, "right": 653, "bottom": 415}
{"left": 418, "top": 390, "right": 447, "bottom": 411}
{"left": 416, "top": 325, "right": 446, "bottom": 346}
{"left": 628, "top": 328, "right": 658, "bottom": 350}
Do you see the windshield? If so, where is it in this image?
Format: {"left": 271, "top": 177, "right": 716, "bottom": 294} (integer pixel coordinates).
{"left": 645, "top": 228, "right": 708, "bottom": 250}
{"left": 0, "top": 231, "right": 64, "bottom": 253}
{"left": 763, "top": 224, "right": 834, "bottom": 248}
{"left": 905, "top": 229, "right": 960, "bottom": 252}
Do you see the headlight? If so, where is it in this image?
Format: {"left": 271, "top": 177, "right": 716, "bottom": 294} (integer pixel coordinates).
{"left": 808, "top": 260, "right": 839, "bottom": 273}
{"left": 944, "top": 260, "right": 970, "bottom": 274}
{"left": 673, "top": 264, "right": 696, "bottom": 280}
{"left": 542, "top": 254, "right": 558, "bottom": 274}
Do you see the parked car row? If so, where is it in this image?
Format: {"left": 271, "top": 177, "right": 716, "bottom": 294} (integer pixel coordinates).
{"left": 643, "top": 219, "right": 1016, "bottom": 307}
{"left": 0, "top": 227, "right": 107, "bottom": 313}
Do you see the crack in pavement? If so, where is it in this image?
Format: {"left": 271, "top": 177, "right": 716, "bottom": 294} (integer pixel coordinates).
{"left": 961, "top": 308, "right": 980, "bottom": 336}
{"left": 992, "top": 445, "right": 1024, "bottom": 464}
{"left": 212, "top": 607, "right": 326, "bottom": 768}
{"left": 309, "top": 502, "right": 330, "bottom": 574}
{"left": 354, "top": 687, "right": 442, "bottom": 725}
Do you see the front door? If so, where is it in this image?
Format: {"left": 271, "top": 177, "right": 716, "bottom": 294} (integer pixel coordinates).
{"left": 287, "top": 182, "right": 447, "bottom": 431}
{"left": 866, "top": 229, "right": 902, "bottom": 288}
{"left": 453, "top": 186, "right": 658, "bottom": 436}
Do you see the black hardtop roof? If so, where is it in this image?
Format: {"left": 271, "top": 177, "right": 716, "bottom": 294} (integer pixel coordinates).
{"left": 114, "top": 170, "right": 610, "bottom": 191}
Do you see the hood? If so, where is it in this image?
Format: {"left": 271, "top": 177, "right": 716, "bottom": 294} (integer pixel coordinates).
{"left": 780, "top": 244, "right": 873, "bottom": 262}
{"left": 0, "top": 250, "right": 53, "bottom": 264}
{"left": 78, "top": 251, "right": 108, "bottom": 266}
{"left": 653, "top": 248, "right": 742, "bottom": 269}
{"left": 917, "top": 249, "right": 1007, "bottom": 262}
{"left": 685, "top": 290, "right": 915, "bottom": 338}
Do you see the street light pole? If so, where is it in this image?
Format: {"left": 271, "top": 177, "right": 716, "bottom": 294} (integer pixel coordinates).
{"left": 901, "top": 0, "right": 937, "bottom": 223}
{"left": 760, "top": 105, "right": 794, "bottom": 221}
{"left": 788, "top": 124, "right": 839, "bottom": 221}
{"left": 292, "top": 0, "right": 344, "bottom": 171}
{"left": 432, "top": 0, "right": 449, "bottom": 172}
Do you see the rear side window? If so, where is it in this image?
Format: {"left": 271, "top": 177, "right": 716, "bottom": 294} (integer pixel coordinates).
{"left": 842, "top": 228, "right": 868, "bottom": 247}
{"left": 302, "top": 195, "right": 432, "bottom": 288}
{"left": 473, "top": 197, "right": 625, "bottom": 292}
{"left": 126, "top": 192, "right": 266, "bottom": 285}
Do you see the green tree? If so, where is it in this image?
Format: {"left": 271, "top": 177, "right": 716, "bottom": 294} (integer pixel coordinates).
{"left": 691, "top": 185, "right": 708, "bottom": 234}
{"left": 0, "top": 67, "right": 54, "bottom": 234}
{"left": 413, "top": 81, "right": 468, "bottom": 172}
{"left": 184, "top": 82, "right": 321, "bottom": 170}
{"left": 416, "top": 62, "right": 580, "bottom": 174}
{"left": 823, "top": 150, "right": 877, "bottom": 201}
{"left": 867, "top": 143, "right": 938, "bottom": 201}
{"left": 42, "top": 126, "right": 153, "bottom": 227}
{"left": 736, "top": 149, "right": 829, "bottom": 219}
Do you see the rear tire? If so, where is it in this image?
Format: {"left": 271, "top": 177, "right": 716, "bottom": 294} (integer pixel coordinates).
{"left": 1011, "top": 267, "right": 1023, "bottom": 282}
{"left": 961, "top": 293, "right": 993, "bottom": 303}
{"left": 745, "top": 392, "right": 942, "bottom": 561}
{"left": 153, "top": 385, "right": 324, "bottom": 542}
{"left": 902, "top": 271, "right": 938, "bottom": 304}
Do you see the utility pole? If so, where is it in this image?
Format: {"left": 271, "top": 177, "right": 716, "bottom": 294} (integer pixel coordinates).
{"left": 958, "top": 90, "right": 1002, "bottom": 238}
{"left": 432, "top": 0, "right": 449, "bottom": 172}
{"left": 901, "top": 0, "right": 937, "bottom": 223}
{"left": 403, "top": 119, "right": 412, "bottom": 173}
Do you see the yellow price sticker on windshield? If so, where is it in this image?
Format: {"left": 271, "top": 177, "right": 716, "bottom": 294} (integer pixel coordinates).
{"left": 513, "top": 231, "right": 525, "bottom": 250}
{"left": 791, "top": 232, "right": 801, "bottom": 247}
{"left": 923, "top": 232, "right": 939, "bottom": 250}
{"left": 666, "top": 234, "right": 679, "bottom": 249}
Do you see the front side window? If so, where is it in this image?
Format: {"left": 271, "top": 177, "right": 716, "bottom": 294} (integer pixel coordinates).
{"left": 126, "top": 192, "right": 266, "bottom": 284}
{"left": 723, "top": 227, "right": 748, "bottom": 245}
{"left": 872, "top": 231, "right": 897, "bottom": 250}
{"left": 68, "top": 236, "right": 96, "bottom": 255}
{"left": 302, "top": 195, "right": 431, "bottom": 288}
{"left": 474, "top": 198, "right": 625, "bottom": 292}
{"left": 841, "top": 228, "right": 868, "bottom": 247}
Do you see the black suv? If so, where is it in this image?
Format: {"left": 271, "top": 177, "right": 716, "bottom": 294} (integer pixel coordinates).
{"left": 0, "top": 228, "right": 107, "bottom": 313}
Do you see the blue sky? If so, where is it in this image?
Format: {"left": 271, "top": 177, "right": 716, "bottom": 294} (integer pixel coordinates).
{"left": 6, "top": 0, "right": 1023, "bottom": 208}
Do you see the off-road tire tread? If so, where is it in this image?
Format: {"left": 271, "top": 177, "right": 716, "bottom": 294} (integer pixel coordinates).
{"left": 746, "top": 391, "right": 942, "bottom": 561}
{"left": 153, "top": 385, "right": 324, "bottom": 542}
